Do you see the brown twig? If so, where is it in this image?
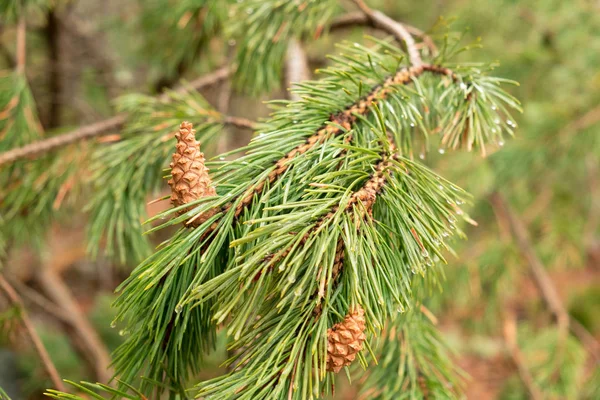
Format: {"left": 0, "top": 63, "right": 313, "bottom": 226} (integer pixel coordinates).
{"left": 15, "top": 7, "right": 26, "bottom": 73}
{"left": 285, "top": 38, "right": 310, "bottom": 101}
{"left": 351, "top": 0, "right": 423, "bottom": 66}
{"left": 7, "top": 278, "right": 72, "bottom": 323}
{"left": 329, "top": 11, "right": 438, "bottom": 56}
{"left": 223, "top": 116, "right": 258, "bottom": 131}
{"left": 35, "top": 268, "right": 113, "bottom": 383}
{"left": 489, "top": 191, "right": 600, "bottom": 361}
{"left": 45, "top": 8, "right": 62, "bottom": 129}
{"left": 0, "top": 274, "right": 66, "bottom": 391}
{"left": 0, "top": 66, "right": 231, "bottom": 166}
{"left": 502, "top": 311, "right": 543, "bottom": 400}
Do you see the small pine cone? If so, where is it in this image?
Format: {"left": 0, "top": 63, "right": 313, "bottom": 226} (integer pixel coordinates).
{"left": 326, "top": 305, "right": 366, "bottom": 373}
{"left": 168, "top": 121, "right": 216, "bottom": 227}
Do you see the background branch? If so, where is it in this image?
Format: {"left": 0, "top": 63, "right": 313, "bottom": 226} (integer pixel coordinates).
{"left": 351, "top": 0, "right": 423, "bottom": 66}
{"left": 489, "top": 191, "right": 600, "bottom": 360}
{"left": 330, "top": 11, "right": 438, "bottom": 55}
{"left": 0, "top": 274, "right": 65, "bottom": 391}
{"left": 285, "top": 38, "right": 310, "bottom": 101}
{"left": 0, "top": 66, "right": 231, "bottom": 166}
{"left": 502, "top": 311, "right": 543, "bottom": 400}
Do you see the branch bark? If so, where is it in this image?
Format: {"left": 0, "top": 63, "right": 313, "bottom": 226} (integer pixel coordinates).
{"left": 0, "top": 66, "right": 231, "bottom": 166}
{"left": 0, "top": 274, "right": 66, "bottom": 391}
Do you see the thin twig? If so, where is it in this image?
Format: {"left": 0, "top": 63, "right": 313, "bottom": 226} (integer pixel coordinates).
{"left": 223, "top": 116, "right": 258, "bottom": 131}
{"left": 0, "top": 274, "right": 66, "bottom": 391}
{"left": 285, "top": 38, "right": 310, "bottom": 101}
{"left": 329, "top": 11, "right": 438, "bottom": 55}
{"left": 15, "top": 6, "right": 26, "bottom": 73}
{"left": 0, "top": 66, "right": 231, "bottom": 166}
{"left": 351, "top": 0, "right": 422, "bottom": 66}
{"left": 489, "top": 191, "right": 600, "bottom": 361}
{"left": 7, "top": 278, "right": 72, "bottom": 323}
{"left": 36, "top": 268, "right": 113, "bottom": 383}
{"left": 502, "top": 311, "right": 543, "bottom": 400}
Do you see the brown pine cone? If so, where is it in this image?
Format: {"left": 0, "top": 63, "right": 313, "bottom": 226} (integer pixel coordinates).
{"left": 326, "top": 305, "right": 366, "bottom": 373}
{"left": 168, "top": 121, "right": 216, "bottom": 227}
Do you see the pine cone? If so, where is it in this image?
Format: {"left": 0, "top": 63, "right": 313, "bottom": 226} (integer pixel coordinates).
{"left": 168, "top": 121, "right": 216, "bottom": 227}
{"left": 326, "top": 305, "right": 366, "bottom": 373}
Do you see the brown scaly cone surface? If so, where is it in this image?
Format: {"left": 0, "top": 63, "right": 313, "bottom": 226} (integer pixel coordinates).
{"left": 326, "top": 305, "right": 367, "bottom": 373}
{"left": 168, "top": 121, "right": 216, "bottom": 227}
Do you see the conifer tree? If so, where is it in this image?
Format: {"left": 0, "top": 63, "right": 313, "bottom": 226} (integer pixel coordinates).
{"left": 9, "top": 0, "right": 598, "bottom": 399}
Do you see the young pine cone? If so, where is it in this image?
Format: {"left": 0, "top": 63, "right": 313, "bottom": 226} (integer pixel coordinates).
{"left": 326, "top": 305, "right": 366, "bottom": 373}
{"left": 168, "top": 121, "right": 216, "bottom": 227}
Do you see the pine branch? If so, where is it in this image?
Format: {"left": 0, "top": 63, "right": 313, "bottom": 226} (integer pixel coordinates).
{"left": 0, "top": 66, "right": 231, "bottom": 166}
{"left": 112, "top": 37, "right": 518, "bottom": 397}
{"left": 0, "top": 274, "right": 66, "bottom": 391}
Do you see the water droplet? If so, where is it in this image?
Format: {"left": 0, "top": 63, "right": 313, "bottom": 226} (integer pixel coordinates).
{"left": 278, "top": 265, "right": 285, "bottom": 272}
{"left": 219, "top": 157, "right": 225, "bottom": 161}
{"left": 287, "top": 276, "right": 296, "bottom": 284}
{"left": 498, "top": 141, "right": 505, "bottom": 147}
{"left": 448, "top": 216, "right": 457, "bottom": 224}
{"left": 419, "top": 153, "right": 425, "bottom": 160}
{"left": 455, "top": 209, "right": 464, "bottom": 215}
{"left": 228, "top": 39, "right": 236, "bottom": 46}
{"left": 421, "top": 249, "right": 430, "bottom": 258}
{"left": 175, "top": 304, "right": 183, "bottom": 314}
{"left": 292, "top": 120, "right": 298, "bottom": 124}
{"left": 426, "top": 259, "right": 434, "bottom": 267}
{"left": 506, "top": 120, "right": 514, "bottom": 126}
{"left": 494, "top": 118, "right": 501, "bottom": 124}
{"left": 438, "top": 148, "right": 445, "bottom": 154}
{"left": 246, "top": 8, "right": 254, "bottom": 14}
{"left": 438, "top": 185, "right": 444, "bottom": 190}
{"left": 433, "top": 238, "right": 441, "bottom": 246}
{"left": 410, "top": 122, "right": 415, "bottom": 127}
{"left": 110, "top": 321, "right": 117, "bottom": 328}
{"left": 396, "top": 306, "right": 405, "bottom": 313}
{"left": 491, "top": 105, "right": 497, "bottom": 111}
{"left": 294, "top": 287, "right": 302, "bottom": 297}
{"left": 460, "top": 83, "right": 467, "bottom": 90}
{"left": 441, "top": 231, "right": 450, "bottom": 237}
{"left": 119, "top": 329, "right": 129, "bottom": 336}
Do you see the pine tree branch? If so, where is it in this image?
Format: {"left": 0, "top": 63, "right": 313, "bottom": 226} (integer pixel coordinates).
{"left": 207, "top": 64, "right": 455, "bottom": 227}
{"left": 351, "top": 0, "right": 422, "bottom": 66}
{"left": 0, "top": 274, "right": 66, "bottom": 391}
{"left": 329, "top": 12, "right": 438, "bottom": 55}
{"left": 0, "top": 66, "right": 231, "bottom": 166}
